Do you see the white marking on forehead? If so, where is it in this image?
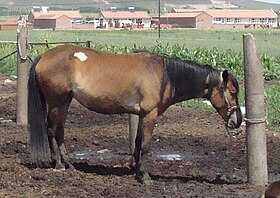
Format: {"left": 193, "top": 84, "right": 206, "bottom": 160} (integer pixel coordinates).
{"left": 220, "top": 71, "right": 223, "bottom": 82}
{"left": 74, "top": 52, "right": 88, "bottom": 62}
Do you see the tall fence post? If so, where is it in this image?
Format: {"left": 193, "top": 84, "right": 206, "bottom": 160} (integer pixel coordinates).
{"left": 85, "top": 40, "right": 91, "bottom": 48}
{"left": 243, "top": 33, "right": 268, "bottom": 186}
{"left": 16, "top": 18, "right": 28, "bottom": 125}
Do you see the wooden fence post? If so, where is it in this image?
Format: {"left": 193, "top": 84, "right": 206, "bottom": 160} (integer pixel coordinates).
{"left": 243, "top": 33, "right": 268, "bottom": 186}
{"left": 16, "top": 18, "right": 28, "bottom": 125}
{"left": 86, "top": 40, "right": 91, "bottom": 48}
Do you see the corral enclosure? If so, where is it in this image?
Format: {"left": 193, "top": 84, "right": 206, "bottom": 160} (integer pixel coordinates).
{"left": 1, "top": 28, "right": 279, "bottom": 129}
{"left": 0, "top": 26, "right": 279, "bottom": 196}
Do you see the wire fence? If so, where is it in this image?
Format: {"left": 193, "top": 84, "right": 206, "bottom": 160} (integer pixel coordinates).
{"left": 0, "top": 40, "right": 91, "bottom": 62}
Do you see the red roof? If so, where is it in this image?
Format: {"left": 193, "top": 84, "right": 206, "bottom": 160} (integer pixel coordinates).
{"left": 32, "top": 10, "right": 82, "bottom": 19}
{"left": 36, "top": 14, "right": 70, "bottom": 20}
{"left": 161, "top": 12, "right": 202, "bottom": 18}
{"left": 101, "top": 11, "right": 150, "bottom": 19}
{"left": 161, "top": 9, "right": 277, "bottom": 19}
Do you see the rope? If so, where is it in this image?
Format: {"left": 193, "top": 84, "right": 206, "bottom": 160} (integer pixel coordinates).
{"left": 244, "top": 117, "right": 267, "bottom": 124}
{"left": 27, "top": 55, "right": 34, "bottom": 63}
{"left": 17, "top": 39, "right": 27, "bottom": 60}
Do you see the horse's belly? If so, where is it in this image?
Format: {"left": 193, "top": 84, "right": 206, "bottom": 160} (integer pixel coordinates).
{"left": 73, "top": 88, "right": 141, "bottom": 114}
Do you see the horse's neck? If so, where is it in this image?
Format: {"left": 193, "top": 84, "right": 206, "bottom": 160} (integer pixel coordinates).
{"left": 168, "top": 65, "right": 212, "bottom": 104}
{"left": 171, "top": 82, "right": 208, "bottom": 104}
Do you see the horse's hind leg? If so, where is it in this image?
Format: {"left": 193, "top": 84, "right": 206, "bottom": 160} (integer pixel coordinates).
{"left": 55, "top": 103, "right": 74, "bottom": 169}
{"left": 47, "top": 99, "right": 72, "bottom": 169}
{"left": 47, "top": 106, "right": 63, "bottom": 168}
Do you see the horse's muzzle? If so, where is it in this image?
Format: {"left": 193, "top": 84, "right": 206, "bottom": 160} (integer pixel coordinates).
{"left": 227, "top": 107, "right": 242, "bottom": 129}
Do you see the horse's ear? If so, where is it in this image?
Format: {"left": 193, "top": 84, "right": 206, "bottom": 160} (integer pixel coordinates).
{"left": 222, "top": 70, "right": 229, "bottom": 83}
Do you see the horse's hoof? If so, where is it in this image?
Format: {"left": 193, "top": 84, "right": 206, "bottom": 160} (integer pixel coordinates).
{"left": 143, "top": 178, "right": 153, "bottom": 185}
{"left": 67, "top": 163, "right": 75, "bottom": 169}
{"left": 130, "top": 162, "right": 137, "bottom": 171}
{"left": 142, "top": 172, "right": 152, "bottom": 185}
{"left": 36, "top": 160, "right": 52, "bottom": 168}
{"left": 136, "top": 171, "right": 151, "bottom": 184}
{"left": 55, "top": 163, "right": 65, "bottom": 169}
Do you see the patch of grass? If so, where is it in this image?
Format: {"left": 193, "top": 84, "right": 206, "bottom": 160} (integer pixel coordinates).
{"left": 0, "top": 29, "right": 279, "bottom": 57}
{"left": 266, "top": 82, "right": 280, "bottom": 131}
{"left": 0, "top": 44, "right": 17, "bottom": 75}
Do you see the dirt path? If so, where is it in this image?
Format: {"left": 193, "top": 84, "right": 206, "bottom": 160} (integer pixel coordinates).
{"left": 0, "top": 74, "right": 279, "bottom": 197}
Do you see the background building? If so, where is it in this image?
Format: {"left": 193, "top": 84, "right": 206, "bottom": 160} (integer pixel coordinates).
{"left": 99, "top": 7, "right": 151, "bottom": 29}
{"left": 160, "top": 9, "right": 278, "bottom": 29}
{"left": 28, "top": 7, "right": 82, "bottom": 29}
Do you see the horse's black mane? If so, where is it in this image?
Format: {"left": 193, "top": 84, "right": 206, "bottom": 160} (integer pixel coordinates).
{"left": 229, "top": 73, "right": 239, "bottom": 94}
{"left": 163, "top": 56, "right": 221, "bottom": 102}
{"left": 132, "top": 50, "right": 238, "bottom": 101}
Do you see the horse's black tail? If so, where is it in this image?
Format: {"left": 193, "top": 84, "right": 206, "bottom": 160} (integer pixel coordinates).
{"left": 28, "top": 56, "right": 51, "bottom": 168}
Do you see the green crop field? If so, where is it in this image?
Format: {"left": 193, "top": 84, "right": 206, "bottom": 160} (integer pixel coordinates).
{"left": 1, "top": 28, "right": 280, "bottom": 56}
{"left": 0, "top": 28, "right": 279, "bottom": 130}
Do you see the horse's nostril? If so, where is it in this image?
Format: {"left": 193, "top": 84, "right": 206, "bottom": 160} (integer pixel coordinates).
{"left": 227, "top": 120, "right": 235, "bottom": 129}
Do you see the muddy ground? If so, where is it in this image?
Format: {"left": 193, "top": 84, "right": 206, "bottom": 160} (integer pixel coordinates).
{"left": 0, "top": 74, "right": 280, "bottom": 198}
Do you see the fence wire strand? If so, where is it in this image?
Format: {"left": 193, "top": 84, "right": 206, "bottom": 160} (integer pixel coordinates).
{"left": 0, "top": 51, "right": 17, "bottom": 61}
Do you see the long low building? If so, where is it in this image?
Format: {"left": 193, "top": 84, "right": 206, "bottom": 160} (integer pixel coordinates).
{"left": 28, "top": 7, "right": 151, "bottom": 29}
{"left": 160, "top": 9, "right": 278, "bottom": 29}
{"left": 28, "top": 8, "right": 82, "bottom": 29}
{"left": 99, "top": 10, "right": 151, "bottom": 28}
{"left": 159, "top": 12, "right": 211, "bottom": 28}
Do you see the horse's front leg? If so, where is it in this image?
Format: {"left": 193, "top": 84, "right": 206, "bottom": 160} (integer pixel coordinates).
{"left": 129, "top": 114, "right": 139, "bottom": 155}
{"left": 134, "top": 109, "right": 157, "bottom": 183}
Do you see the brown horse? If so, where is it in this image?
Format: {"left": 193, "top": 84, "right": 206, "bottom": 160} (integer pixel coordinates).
{"left": 262, "top": 181, "right": 280, "bottom": 198}
{"left": 28, "top": 44, "right": 242, "bottom": 182}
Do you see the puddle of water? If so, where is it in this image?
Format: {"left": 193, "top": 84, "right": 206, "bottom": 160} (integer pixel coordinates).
{"left": 71, "top": 150, "right": 131, "bottom": 163}
{"left": 71, "top": 150, "right": 203, "bottom": 163}
{"left": 156, "top": 154, "right": 183, "bottom": 161}
{"left": 72, "top": 151, "right": 91, "bottom": 160}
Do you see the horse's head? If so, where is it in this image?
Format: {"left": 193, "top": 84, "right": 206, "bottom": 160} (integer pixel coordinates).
{"left": 209, "top": 70, "right": 242, "bottom": 129}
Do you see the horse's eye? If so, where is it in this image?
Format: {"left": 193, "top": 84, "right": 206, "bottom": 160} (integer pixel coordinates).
{"left": 230, "top": 89, "right": 237, "bottom": 94}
